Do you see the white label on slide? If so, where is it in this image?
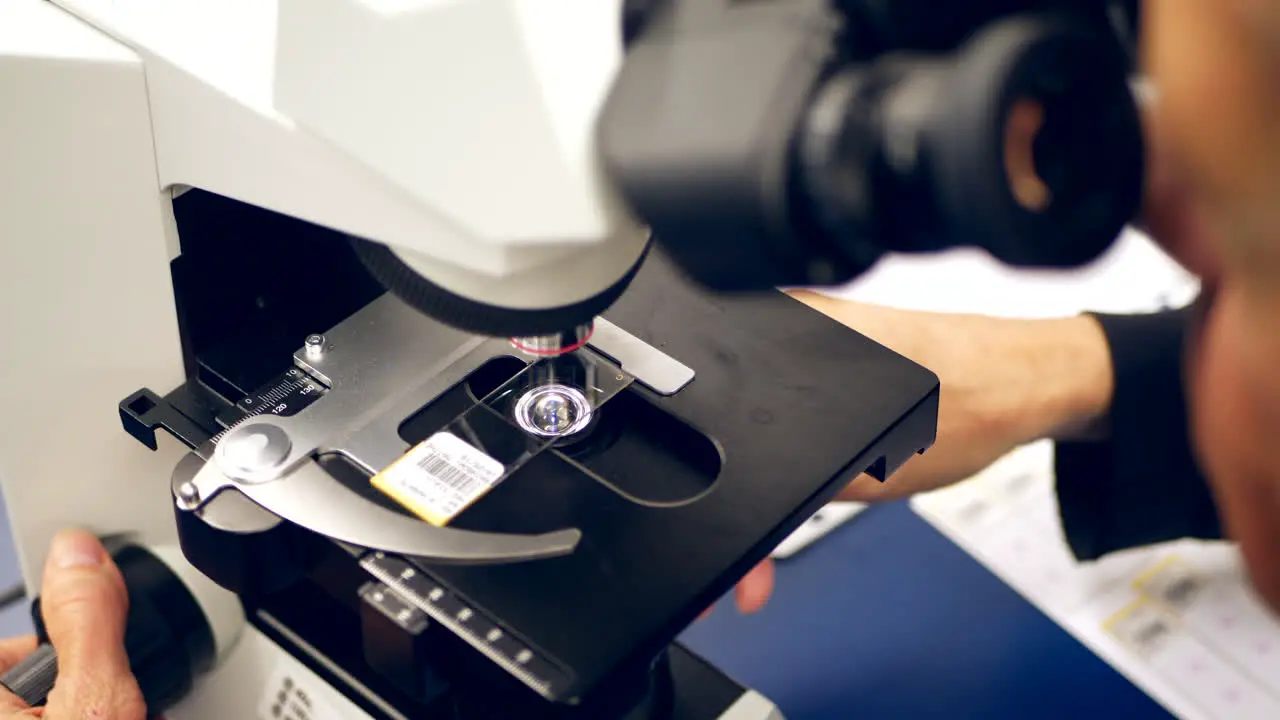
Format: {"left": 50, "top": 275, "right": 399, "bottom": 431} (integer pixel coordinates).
{"left": 372, "top": 432, "right": 505, "bottom": 525}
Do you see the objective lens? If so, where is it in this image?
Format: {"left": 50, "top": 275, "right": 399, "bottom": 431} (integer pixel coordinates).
{"left": 513, "top": 384, "right": 594, "bottom": 438}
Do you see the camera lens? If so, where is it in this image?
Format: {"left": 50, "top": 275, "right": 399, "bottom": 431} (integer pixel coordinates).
{"left": 798, "top": 11, "right": 1143, "bottom": 271}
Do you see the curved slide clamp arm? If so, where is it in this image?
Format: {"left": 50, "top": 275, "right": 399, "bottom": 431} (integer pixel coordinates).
{"left": 165, "top": 295, "right": 631, "bottom": 564}
{"left": 172, "top": 444, "right": 581, "bottom": 564}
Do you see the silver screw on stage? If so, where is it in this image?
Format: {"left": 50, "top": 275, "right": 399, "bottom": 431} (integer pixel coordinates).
{"left": 177, "top": 481, "right": 200, "bottom": 506}
{"left": 304, "top": 333, "right": 326, "bottom": 358}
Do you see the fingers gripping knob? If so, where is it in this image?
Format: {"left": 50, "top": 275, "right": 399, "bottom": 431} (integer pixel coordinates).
{"left": 0, "top": 540, "right": 243, "bottom": 714}
{"left": 0, "top": 644, "right": 56, "bottom": 708}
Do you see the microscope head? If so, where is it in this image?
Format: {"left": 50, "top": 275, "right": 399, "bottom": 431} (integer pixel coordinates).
{"left": 243, "top": 0, "right": 1142, "bottom": 345}
{"left": 279, "top": 0, "right": 1143, "bottom": 342}
{"left": 60, "top": 0, "right": 643, "bottom": 342}
{"left": 267, "top": 0, "right": 652, "bottom": 338}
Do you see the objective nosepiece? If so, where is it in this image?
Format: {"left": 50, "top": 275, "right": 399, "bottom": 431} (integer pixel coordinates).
{"left": 510, "top": 322, "right": 595, "bottom": 357}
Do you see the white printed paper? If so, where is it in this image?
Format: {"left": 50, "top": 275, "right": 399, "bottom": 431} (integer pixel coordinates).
{"left": 913, "top": 443, "right": 1280, "bottom": 719}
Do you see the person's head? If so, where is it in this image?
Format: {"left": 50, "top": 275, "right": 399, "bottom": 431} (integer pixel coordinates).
{"left": 1145, "top": 0, "right": 1280, "bottom": 267}
{"left": 1141, "top": 0, "right": 1280, "bottom": 608}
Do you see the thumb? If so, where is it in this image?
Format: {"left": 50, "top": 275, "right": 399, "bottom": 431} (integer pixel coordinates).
{"left": 39, "top": 530, "right": 144, "bottom": 719}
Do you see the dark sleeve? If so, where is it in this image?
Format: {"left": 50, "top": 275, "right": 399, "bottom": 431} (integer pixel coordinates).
{"left": 1054, "top": 309, "right": 1222, "bottom": 561}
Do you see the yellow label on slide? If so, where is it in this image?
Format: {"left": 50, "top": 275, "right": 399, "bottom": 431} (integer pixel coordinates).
{"left": 371, "top": 431, "right": 505, "bottom": 526}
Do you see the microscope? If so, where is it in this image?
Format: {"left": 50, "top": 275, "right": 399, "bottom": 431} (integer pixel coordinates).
{"left": 0, "top": 0, "right": 1141, "bottom": 718}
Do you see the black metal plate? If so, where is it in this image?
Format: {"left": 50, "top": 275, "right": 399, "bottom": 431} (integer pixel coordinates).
{"left": 400, "top": 253, "right": 939, "bottom": 703}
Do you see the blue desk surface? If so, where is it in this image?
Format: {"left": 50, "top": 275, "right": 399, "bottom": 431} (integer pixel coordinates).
{"left": 680, "top": 501, "right": 1173, "bottom": 719}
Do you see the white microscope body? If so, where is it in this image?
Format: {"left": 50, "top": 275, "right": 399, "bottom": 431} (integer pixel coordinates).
{"left": 0, "top": 1, "right": 646, "bottom": 716}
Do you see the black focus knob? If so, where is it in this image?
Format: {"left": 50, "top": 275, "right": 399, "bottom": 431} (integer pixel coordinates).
{"left": 0, "top": 544, "right": 223, "bottom": 714}
{"left": 0, "top": 643, "right": 56, "bottom": 707}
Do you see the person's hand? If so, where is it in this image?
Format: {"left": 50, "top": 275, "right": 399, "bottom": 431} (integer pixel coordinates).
{"left": 0, "top": 530, "right": 145, "bottom": 719}
{"left": 717, "top": 296, "right": 1116, "bottom": 614}
{"left": 787, "top": 294, "right": 1114, "bottom": 503}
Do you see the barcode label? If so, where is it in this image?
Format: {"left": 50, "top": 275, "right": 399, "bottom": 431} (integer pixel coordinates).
{"left": 371, "top": 432, "right": 505, "bottom": 526}
{"left": 417, "top": 452, "right": 481, "bottom": 495}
